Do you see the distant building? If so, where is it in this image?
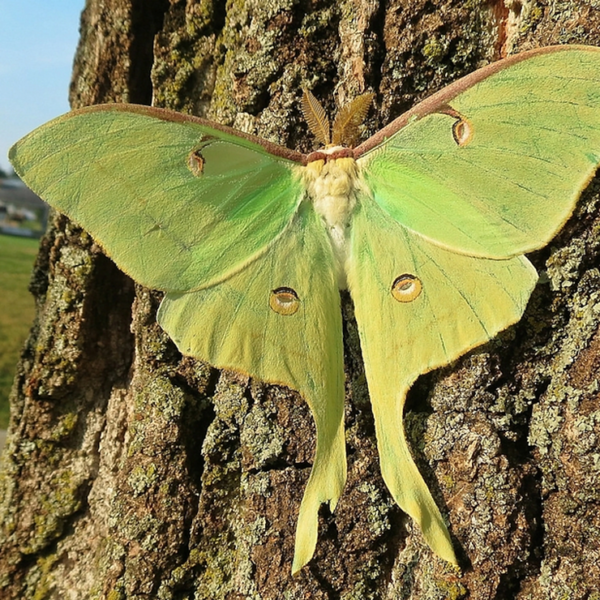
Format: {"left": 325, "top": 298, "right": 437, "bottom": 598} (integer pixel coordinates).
{"left": 0, "top": 178, "right": 49, "bottom": 238}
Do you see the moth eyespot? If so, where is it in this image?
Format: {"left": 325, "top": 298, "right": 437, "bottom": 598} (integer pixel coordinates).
{"left": 188, "top": 150, "right": 205, "bottom": 176}
{"left": 452, "top": 118, "right": 473, "bottom": 146}
{"left": 270, "top": 287, "right": 300, "bottom": 315}
{"left": 391, "top": 274, "right": 422, "bottom": 303}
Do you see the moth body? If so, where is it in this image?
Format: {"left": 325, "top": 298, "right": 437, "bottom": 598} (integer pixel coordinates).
{"left": 302, "top": 154, "right": 363, "bottom": 289}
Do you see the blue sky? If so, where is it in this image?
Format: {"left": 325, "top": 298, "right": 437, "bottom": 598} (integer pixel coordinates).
{"left": 0, "top": 1, "right": 84, "bottom": 174}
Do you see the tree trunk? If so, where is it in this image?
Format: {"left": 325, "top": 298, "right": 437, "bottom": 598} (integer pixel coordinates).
{"left": 1, "top": 0, "right": 600, "bottom": 598}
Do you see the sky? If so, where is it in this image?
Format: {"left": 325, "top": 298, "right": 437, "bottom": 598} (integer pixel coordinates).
{"left": 0, "top": 0, "right": 84, "bottom": 174}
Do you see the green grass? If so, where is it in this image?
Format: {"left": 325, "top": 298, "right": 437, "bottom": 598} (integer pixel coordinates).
{"left": 0, "top": 234, "right": 39, "bottom": 428}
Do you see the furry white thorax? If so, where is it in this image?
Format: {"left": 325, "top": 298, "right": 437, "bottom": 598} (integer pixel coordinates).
{"left": 302, "top": 151, "right": 365, "bottom": 289}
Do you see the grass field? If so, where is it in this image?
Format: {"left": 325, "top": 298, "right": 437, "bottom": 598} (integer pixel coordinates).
{"left": 0, "top": 234, "right": 39, "bottom": 428}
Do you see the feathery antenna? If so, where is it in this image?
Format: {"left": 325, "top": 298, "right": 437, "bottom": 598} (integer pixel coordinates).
{"left": 301, "top": 88, "right": 331, "bottom": 146}
{"left": 332, "top": 93, "right": 375, "bottom": 147}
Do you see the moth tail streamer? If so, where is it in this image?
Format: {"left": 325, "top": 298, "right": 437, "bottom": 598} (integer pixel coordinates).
{"left": 291, "top": 412, "right": 347, "bottom": 575}
{"left": 373, "top": 383, "right": 457, "bottom": 564}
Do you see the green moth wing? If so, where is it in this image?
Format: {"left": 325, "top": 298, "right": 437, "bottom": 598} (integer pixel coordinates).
{"left": 9, "top": 104, "right": 304, "bottom": 292}
{"left": 346, "top": 44, "right": 600, "bottom": 560}
{"left": 9, "top": 104, "right": 342, "bottom": 572}
{"left": 157, "top": 202, "right": 346, "bottom": 574}
{"left": 346, "top": 194, "right": 538, "bottom": 563}
{"left": 356, "top": 45, "right": 600, "bottom": 259}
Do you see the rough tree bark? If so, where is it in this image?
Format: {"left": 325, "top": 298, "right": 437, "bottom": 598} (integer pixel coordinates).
{"left": 1, "top": 0, "right": 599, "bottom": 598}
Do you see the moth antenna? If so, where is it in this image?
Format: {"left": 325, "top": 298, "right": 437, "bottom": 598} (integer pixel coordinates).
{"left": 332, "top": 92, "right": 375, "bottom": 147}
{"left": 301, "top": 88, "right": 331, "bottom": 146}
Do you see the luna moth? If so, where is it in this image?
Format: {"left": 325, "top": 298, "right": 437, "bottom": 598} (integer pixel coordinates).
{"left": 9, "top": 45, "right": 600, "bottom": 573}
